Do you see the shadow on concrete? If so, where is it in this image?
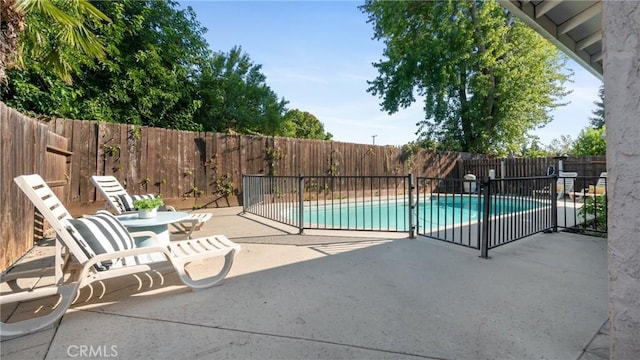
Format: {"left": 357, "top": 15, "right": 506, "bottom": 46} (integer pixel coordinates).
{"left": 2, "top": 207, "right": 609, "bottom": 360}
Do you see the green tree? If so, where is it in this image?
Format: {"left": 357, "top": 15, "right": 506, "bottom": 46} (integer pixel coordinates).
{"left": 573, "top": 126, "right": 606, "bottom": 156}
{"left": 2, "top": 0, "right": 209, "bottom": 130}
{"left": 80, "top": 0, "right": 209, "bottom": 129}
{"left": 361, "top": 0, "right": 570, "bottom": 155}
{"left": 0, "top": 0, "right": 110, "bottom": 85}
{"left": 546, "top": 134, "right": 574, "bottom": 156}
{"left": 519, "top": 136, "right": 551, "bottom": 157}
{"left": 1, "top": 0, "right": 24, "bottom": 84}
{"left": 195, "top": 47, "right": 288, "bottom": 135}
{"left": 589, "top": 84, "right": 605, "bottom": 129}
{"left": 281, "top": 109, "right": 333, "bottom": 140}
{"left": 2, "top": 1, "right": 298, "bottom": 136}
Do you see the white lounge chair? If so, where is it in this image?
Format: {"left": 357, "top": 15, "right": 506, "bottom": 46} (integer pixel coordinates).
{"left": 570, "top": 172, "right": 607, "bottom": 199}
{"left": 90, "top": 175, "right": 211, "bottom": 239}
{"left": 533, "top": 171, "right": 578, "bottom": 199}
{"left": 556, "top": 172, "right": 578, "bottom": 199}
{"left": 1, "top": 174, "right": 240, "bottom": 337}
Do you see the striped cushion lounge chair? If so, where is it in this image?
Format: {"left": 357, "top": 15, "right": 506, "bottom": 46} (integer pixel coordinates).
{"left": 1, "top": 174, "right": 240, "bottom": 337}
{"left": 90, "top": 175, "right": 212, "bottom": 239}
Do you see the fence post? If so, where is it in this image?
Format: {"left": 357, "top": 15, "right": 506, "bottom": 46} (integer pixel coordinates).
{"left": 408, "top": 173, "right": 415, "bottom": 238}
{"left": 298, "top": 175, "right": 304, "bottom": 234}
{"left": 241, "top": 175, "right": 246, "bottom": 214}
{"left": 480, "top": 178, "right": 491, "bottom": 259}
{"left": 551, "top": 174, "right": 558, "bottom": 232}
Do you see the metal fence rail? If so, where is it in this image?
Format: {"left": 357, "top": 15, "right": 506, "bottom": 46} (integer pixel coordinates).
{"left": 482, "top": 176, "right": 555, "bottom": 255}
{"left": 417, "top": 176, "right": 566, "bottom": 256}
{"left": 243, "top": 175, "right": 413, "bottom": 234}
{"left": 417, "top": 177, "right": 482, "bottom": 249}
{"left": 242, "top": 175, "right": 300, "bottom": 228}
{"left": 557, "top": 174, "right": 608, "bottom": 235}
{"left": 243, "top": 173, "right": 605, "bottom": 258}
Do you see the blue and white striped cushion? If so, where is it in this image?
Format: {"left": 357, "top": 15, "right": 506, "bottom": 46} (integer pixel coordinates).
{"left": 67, "top": 210, "right": 135, "bottom": 270}
{"left": 117, "top": 194, "right": 155, "bottom": 212}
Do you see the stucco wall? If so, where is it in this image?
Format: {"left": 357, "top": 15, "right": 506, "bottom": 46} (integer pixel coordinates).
{"left": 604, "top": 1, "right": 640, "bottom": 358}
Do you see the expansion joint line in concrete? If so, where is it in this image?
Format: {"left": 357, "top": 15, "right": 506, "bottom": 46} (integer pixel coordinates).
{"left": 82, "top": 309, "right": 450, "bottom": 360}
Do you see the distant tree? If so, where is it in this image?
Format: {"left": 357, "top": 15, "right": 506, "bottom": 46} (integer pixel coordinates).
{"left": 573, "top": 126, "right": 606, "bottom": 156}
{"left": 361, "top": 0, "right": 570, "bottom": 155}
{"left": 589, "top": 85, "right": 605, "bottom": 129}
{"left": 195, "top": 47, "right": 288, "bottom": 135}
{"left": 519, "top": 136, "right": 551, "bottom": 157}
{"left": 281, "top": 109, "right": 332, "bottom": 140}
{"left": 546, "top": 134, "right": 574, "bottom": 156}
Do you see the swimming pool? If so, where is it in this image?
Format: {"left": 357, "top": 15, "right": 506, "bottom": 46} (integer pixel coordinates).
{"left": 295, "top": 195, "right": 545, "bottom": 232}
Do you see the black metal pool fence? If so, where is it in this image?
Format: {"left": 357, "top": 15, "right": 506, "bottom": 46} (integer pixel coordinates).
{"left": 242, "top": 174, "right": 607, "bottom": 258}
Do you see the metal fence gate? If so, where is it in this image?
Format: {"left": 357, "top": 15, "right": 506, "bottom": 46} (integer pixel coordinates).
{"left": 243, "top": 174, "right": 413, "bottom": 234}
{"left": 416, "top": 176, "right": 556, "bottom": 257}
{"left": 243, "top": 174, "right": 596, "bottom": 258}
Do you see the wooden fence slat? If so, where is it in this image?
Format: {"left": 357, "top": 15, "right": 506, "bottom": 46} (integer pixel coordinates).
{"left": 97, "top": 122, "right": 108, "bottom": 176}
{"left": 209, "top": 132, "right": 217, "bottom": 197}
{"left": 158, "top": 128, "right": 168, "bottom": 197}
{"left": 116, "top": 123, "right": 127, "bottom": 184}
{"left": 1, "top": 104, "right": 69, "bottom": 270}
{"left": 173, "top": 129, "right": 182, "bottom": 199}
{"left": 231, "top": 135, "right": 240, "bottom": 194}
{"left": 195, "top": 131, "right": 207, "bottom": 207}
{"left": 156, "top": 127, "right": 165, "bottom": 195}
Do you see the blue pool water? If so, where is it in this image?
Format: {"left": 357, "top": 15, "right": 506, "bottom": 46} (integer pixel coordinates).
{"left": 298, "top": 195, "right": 543, "bottom": 231}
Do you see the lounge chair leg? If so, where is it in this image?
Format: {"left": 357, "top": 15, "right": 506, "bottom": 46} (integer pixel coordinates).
{"left": 186, "top": 225, "right": 196, "bottom": 240}
{"left": 0, "top": 282, "right": 79, "bottom": 337}
{"left": 173, "top": 250, "right": 237, "bottom": 290}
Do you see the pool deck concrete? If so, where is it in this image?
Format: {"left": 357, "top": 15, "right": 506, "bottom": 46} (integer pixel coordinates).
{"left": 2, "top": 207, "right": 609, "bottom": 360}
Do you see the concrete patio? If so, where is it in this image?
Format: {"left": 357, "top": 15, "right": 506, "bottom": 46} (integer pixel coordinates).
{"left": 2, "top": 207, "right": 609, "bottom": 360}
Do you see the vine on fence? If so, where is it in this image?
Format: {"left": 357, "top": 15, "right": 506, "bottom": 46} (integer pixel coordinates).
{"left": 102, "top": 144, "right": 120, "bottom": 156}
{"left": 128, "top": 125, "right": 142, "bottom": 142}
{"left": 328, "top": 148, "right": 340, "bottom": 176}
{"left": 215, "top": 173, "right": 235, "bottom": 197}
{"left": 384, "top": 150, "right": 391, "bottom": 173}
{"left": 399, "top": 143, "right": 418, "bottom": 172}
{"left": 102, "top": 143, "right": 123, "bottom": 172}
{"left": 265, "top": 146, "right": 284, "bottom": 176}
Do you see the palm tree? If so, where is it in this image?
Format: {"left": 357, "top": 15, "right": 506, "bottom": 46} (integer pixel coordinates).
{"left": 1, "top": 0, "right": 23, "bottom": 85}
{"left": 0, "top": 0, "right": 109, "bottom": 85}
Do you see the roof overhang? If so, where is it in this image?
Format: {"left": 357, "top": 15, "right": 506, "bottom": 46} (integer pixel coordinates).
{"left": 498, "top": 0, "right": 603, "bottom": 80}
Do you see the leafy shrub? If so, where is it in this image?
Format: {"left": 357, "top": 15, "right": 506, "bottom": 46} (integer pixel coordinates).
{"left": 578, "top": 196, "right": 607, "bottom": 231}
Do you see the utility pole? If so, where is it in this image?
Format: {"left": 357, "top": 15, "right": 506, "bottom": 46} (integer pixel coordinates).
{"left": 371, "top": 135, "right": 377, "bottom": 145}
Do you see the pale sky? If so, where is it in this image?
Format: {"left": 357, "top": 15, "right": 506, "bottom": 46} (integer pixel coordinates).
{"left": 182, "top": 0, "right": 603, "bottom": 147}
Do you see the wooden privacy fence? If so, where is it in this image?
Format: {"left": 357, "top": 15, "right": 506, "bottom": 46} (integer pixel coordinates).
{"left": 48, "top": 118, "right": 465, "bottom": 213}
{"left": 1, "top": 102, "right": 71, "bottom": 271}
{"left": 2, "top": 104, "right": 609, "bottom": 271}
{"left": 461, "top": 156, "right": 607, "bottom": 179}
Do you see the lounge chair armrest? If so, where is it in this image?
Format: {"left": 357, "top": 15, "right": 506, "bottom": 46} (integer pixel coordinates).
{"left": 129, "top": 231, "right": 160, "bottom": 241}
{"left": 83, "top": 246, "right": 169, "bottom": 268}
